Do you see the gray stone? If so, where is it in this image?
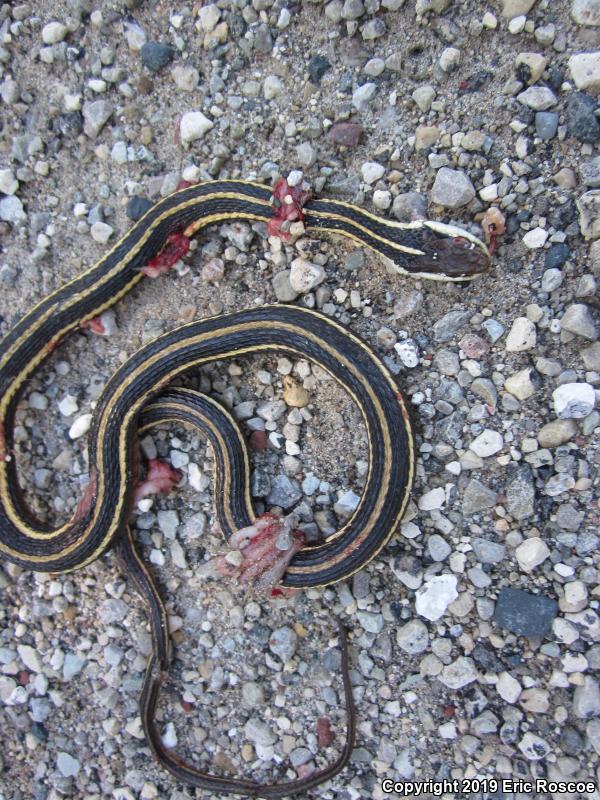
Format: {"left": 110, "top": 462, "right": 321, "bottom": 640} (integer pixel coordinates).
{"left": 438, "top": 657, "right": 478, "bottom": 689}
{"left": 517, "top": 86, "right": 557, "bottom": 110}
{"left": 396, "top": 619, "right": 429, "bottom": 654}
{"left": 427, "top": 534, "right": 451, "bottom": 562}
{"left": 471, "top": 538, "right": 506, "bottom": 564}
{"left": 57, "top": 752, "right": 80, "bottom": 777}
{"left": 553, "top": 382, "right": 595, "bottom": 418}
{"left": 431, "top": 168, "right": 476, "bottom": 209}
{"left": 535, "top": 112, "right": 559, "bottom": 140}
{"left": 269, "top": 626, "right": 297, "bottom": 661}
{"left": 462, "top": 480, "right": 498, "bottom": 515}
{"left": 83, "top": 100, "right": 113, "bottom": 138}
{"left": 433, "top": 309, "right": 472, "bottom": 342}
{"left": 267, "top": 475, "right": 302, "bottom": 509}
{"left": 577, "top": 190, "right": 600, "bottom": 239}
{"left": 494, "top": 587, "right": 557, "bottom": 637}
{"left": 573, "top": 676, "right": 600, "bottom": 719}
{"left": 506, "top": 464, "right": 535, "bottom": 520}
{"left": 244, "top": 718, "right": 277, "bottom": 746}
{"left": 272, "top": 270, "right": 299, "bottom": 302}
{"left": 561, "top": 304, "right": 598, "bottom": 339}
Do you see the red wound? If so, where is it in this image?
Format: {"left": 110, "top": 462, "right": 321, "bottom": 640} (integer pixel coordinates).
{"left": 81, "top": 316, "right": 106, "bottom": 335}
{"left": 268, "top": 178, "right": 311, "bottom": 240}
{"left": 134, "top": 458, "right": 182, "bottom": 502}
{"left": 141, "top": 232, "right": 190, "bottom": 278}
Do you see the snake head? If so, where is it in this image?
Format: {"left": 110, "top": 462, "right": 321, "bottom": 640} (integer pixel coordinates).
{"left": 416, "top": 221, "right": 491, "bottom": 281}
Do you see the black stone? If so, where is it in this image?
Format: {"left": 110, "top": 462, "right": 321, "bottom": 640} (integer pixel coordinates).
{"left": 126, "top": 196, "right": 153, "bottom": 221}
{"left": 549, "top": 199, "right": 576, "bottom": 229}
{"left": 494, "top": 587, "right": 557, "bottom": 637}
{"left": 140, "top": 41, "right": 175, "bottom": 73}
{"left": 566, "top": 92, "right": 600, "bottom": 143}
{"left": 308, "top": 55, "right": 331, "bottom": 84}
{"left": 471, "top": 643, "right": 504, "bottom": 673}
{"left": 545, "top": 243, "right": 570, "bottom": 269}
{"left": 60, "top": 112, "right": 83, "bottom": 136}
{"left": 458, "top": 70, "right": 492, "bottom": 94}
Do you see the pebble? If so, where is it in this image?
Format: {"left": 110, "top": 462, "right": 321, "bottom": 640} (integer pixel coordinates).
{"left": 361, "top": 161, "right": 385, "bottom": 184}
{"left": 57, "top": 752, "right": 80, "bottom": 778}
{"left": 553, "top": 382, "right": 595, "bottom": 419}
{"left": 396, "top": 620, "right": 429, "bottom": 654}
{"left": 567, "top": 93, "right": 600, "bottom": 143}
{"left": 469, "top": 429, "right": 503, "bottom": 457}
{"left": 504, "top": 368, "right": 538, "bottom": 400}
{"left": 522, "top": 227, "right": 548, "bottom": 249}
{"left": 515, "top": 537, "right": 550, "bottom": 571}
{"left": 462, "top": 479, "right": 498, "bottom": 514}
{"left": 415, "top": 574, "right": 458, "bottom": 621}
{"left": 494, "top": 587, "right": 557, "bottom": 637}
{"left": 82, "top": 100, "right": 113, "bottom": 138}
{"left": 439, "top": 48, "right": 460, "bottom": 73}
{"left": 308, "top": 55, "right": 331, "bottom": 84}
{"left": 267, "top": 475, "right": 302, "bottom": 509}
{"left": 572, "top": 676, "right": 600, "bottom": 719}
{"left": 172, "top": 65, "right": 200, "bottom": 92}
{"left": 502, "top": 0, "right": 536, "bottom": 17}
{"left": 0, "top": 196, "right": 25, "bottom": 223}
{"left": 535, "top": 112, "right": 559, "bottom": 140}
{"left": 352, "top": 83, "right": 376, "bottom": 111}
{"left": 433, "top": 309, "right": 472, "bottom": 342}
{"left": 289, "top": 258, "right": 325, "bottom": 293}
{"left": 505, "top": 317, "right": 536, "bottom": 351}
{"left": 180, "top": 112, "right": 214, "bottom": 143}
{"left": 517, "top": 86, "right": 557, "bottom": 110}
{"left": 42, "top": 22, "right": 68, "bottom": 45}
{"left": 412, "top": 85, "right": 435, "bottom": 112}
{"left": 431, "top": 168, "right": 475, "bottom": 208}
{"left": 506, "top": 464, "right": 535, "bottom": 519}
{"left": 569, "top": 51, "right": 600, "bottom": 92}
{"left": 438, "top": 657, "right": 478, "bottom": 690}
{"left": 90, "top": 221, "right": 113, "bottom": 243}
{"left": 0, "top": 169, "right": 18, "bottom": 195}
{"left": 269, "top": 627, "right": 297, "bottom": 662}
{"left": 418, "top": 487, "right": 445, "bottom": 511}
{"left": 561, "top": 303, "right": 598, "bottom": 339}
{"left": 518, "top": 732, "right": 551, "bottom": 761}
{"left": 327, "top": 122, "right": 363, "bottom": 147}
{"left": 244, "top": 718, "right": 276, "bottom": 747}
{"left": 497, "top": 672, "right": 522, "bottom": 704}
{"left": 69, "top": 414, "right": 92, "bottom": 439}
{"left": 141, "top": 42, "right": 174, "bottom": 72}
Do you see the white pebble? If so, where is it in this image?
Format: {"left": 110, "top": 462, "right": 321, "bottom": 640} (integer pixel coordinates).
{"left": 497, "top": 671, "right": 521, "bottom": 703}
{"left": 69, "top": 413, "right": 92, "bottom": 440}
{"left": 90, "top": 221, "right": 114, "bottom": 244}
{"left": 42, "top": 22, "right": 69, "bottom": 45}
{"left": 418, "top": 487, "right": 445, "bottom": 511}
{"left": 515, "top": 536, "right": 550, "bottom": 571}
{"left": 522, "top": 227, "right": 548, "bottom": 249}
{"left": 469, "top": 429, "right": 503, "bottom": 457}
{"left": 415, "top": 574, "right": 458, "bottom": 621}
{"left": 505, "top": 317, "right": 536, "bottom": 351}
{"left": 180, "top": 111, "right": 214, "bottom": 143}
{"left": 553, "top": 382, "right": 595, "bottom": 419}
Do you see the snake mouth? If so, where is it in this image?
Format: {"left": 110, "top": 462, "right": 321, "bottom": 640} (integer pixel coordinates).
{"left": 417, "top": 221, "right": 491, "bottom": 281}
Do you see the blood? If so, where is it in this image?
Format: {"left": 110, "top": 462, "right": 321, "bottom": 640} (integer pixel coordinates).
{"left": 72, "top": 470, "right": 98, "bottom": 523}
{"left": 81, "top": 316, "right": 106, "bottom": 335}
{"left": 141, "top": 231, "right": 190, "bottom": 278}
{"left": 134, "top": 458, "right": 182, "bottom": 502}
{"left": 267, "top": 177, "right": 311, "bottom": 240}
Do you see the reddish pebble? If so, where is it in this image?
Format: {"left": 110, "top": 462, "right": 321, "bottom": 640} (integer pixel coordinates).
{"left": 296, "top": 763, "right": 316, "bottom": 779}
{"left": 442, "top": 705, "right": 455, "bottom": 718}
{"left": 18, "top": 671, "right": 30, "bottom": 686}
{"left": 317, "top": 717, "right": 335, "bottom": 747}
{"left": 181, "top": 699, "right": 194, "bottom": 712}
{"left": 459, "top": 333, "right": 489, "bottom": 359}
{"left": 249, "top": 430, "right": 268, "bottom": 451}
{"left": 327, "top": 122, "right": 363, "bottom": 147}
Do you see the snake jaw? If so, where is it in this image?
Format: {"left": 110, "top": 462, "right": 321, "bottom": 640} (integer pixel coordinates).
{"left": 417, "top": 220, "right": 491, "bottom": 281}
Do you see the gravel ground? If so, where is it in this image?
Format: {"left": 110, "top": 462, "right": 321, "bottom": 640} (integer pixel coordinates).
{"left": 1, "top": 0, "right": 600, "bottom": 799}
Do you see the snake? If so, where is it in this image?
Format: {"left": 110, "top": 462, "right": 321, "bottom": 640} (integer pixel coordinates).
{"left": 0, "top": 179, "right": 490, "bottom": 796}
